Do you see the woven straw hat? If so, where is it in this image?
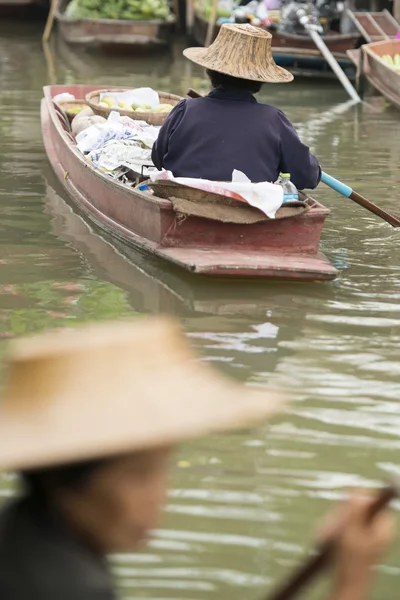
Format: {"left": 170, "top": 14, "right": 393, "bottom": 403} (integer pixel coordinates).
{"left": 0, "top": 317, "right": 283, "bottom": 471}
{"left": 184, "top": 23, "right": 293, "bottom": 84}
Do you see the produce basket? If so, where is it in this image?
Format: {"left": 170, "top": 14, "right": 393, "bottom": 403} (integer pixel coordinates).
{"left": 85, "top": 89, "right": 182, "bottom": 126}
{"left": 58, "top": 100, "right": 88, "bottom": 123}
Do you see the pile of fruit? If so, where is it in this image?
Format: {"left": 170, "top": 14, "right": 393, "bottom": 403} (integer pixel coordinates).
{"left": 65, "top": 0, "right": 171, "bottom": 21}
{"left": 99, "top": 96, "right": 174, "bottom": 114}
{"left": 381, "top": 54, "right": 400, "bottom": 71}
{"left": 64, "top": 104, "right": 87, "bottom": 115}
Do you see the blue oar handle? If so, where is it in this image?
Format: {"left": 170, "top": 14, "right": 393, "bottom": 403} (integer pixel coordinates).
{"left": 321, "top": 171, "right": 353, "bottom": 198}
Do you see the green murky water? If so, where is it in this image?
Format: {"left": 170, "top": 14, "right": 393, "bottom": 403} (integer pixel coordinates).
{"left": 1, "top": 19, "right": 400, "bottom": 600}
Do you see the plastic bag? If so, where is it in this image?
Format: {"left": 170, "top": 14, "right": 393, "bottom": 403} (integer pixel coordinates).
{"left": 88, "top": 140, "right": 153, "bottom": 172}
{"left": 54, "top": 92, "right": 76, "bottom": 103}
{"left": 135, "top": 125, "right": 161, "bottom": 149}
{"left": 72, "top": 115, "right": 106, "bottom": 138}
{"left": 150, "top": 170, "right": 283, "bottom": 218}
{"left": 76, "top": 111, "right": 149, "bottom": 154}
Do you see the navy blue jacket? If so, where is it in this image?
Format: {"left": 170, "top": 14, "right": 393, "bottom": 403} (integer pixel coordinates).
{"left": 152, "top": 88, "right": 321, "bottom": 189}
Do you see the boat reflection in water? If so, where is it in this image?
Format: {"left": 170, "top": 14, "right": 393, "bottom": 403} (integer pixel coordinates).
{"left": 44, "top": 176, "right": 337, "bottom": 381}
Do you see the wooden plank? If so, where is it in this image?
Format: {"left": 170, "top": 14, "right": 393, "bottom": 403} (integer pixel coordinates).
{"left": 366, "top": 13, "right": 389, "bottom": 39}
{"left": 347, "top": 10, "right": 400, "bottom": 41}
{"left": 377, "top": 9, "right": 400, "bottom": 35}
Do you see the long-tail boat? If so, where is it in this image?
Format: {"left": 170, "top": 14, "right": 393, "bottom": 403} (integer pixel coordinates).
{"left": 41, "top": 84, "right": 337, "bottom": 282}
{"left": 191, "top": 10, "right": 358, "bottom": 78}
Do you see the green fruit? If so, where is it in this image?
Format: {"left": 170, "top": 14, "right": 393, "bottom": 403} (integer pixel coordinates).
{"left": 102, "top": 96, "right": 116, "bottom": 107}
{"left": 68, "top": 105, "right": 86, "bottom": 114}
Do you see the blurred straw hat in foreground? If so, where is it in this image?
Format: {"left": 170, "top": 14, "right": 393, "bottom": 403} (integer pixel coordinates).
{"left": 0, "top": 317, "right": 284, "bottom": 471}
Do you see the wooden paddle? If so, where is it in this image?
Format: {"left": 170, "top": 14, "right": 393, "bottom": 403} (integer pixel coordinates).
{"left": 321, "top": 172, "right": 400, "bottom": 228}
{"left": 267, "top": 481, "right": 399, "bottom": 600}
{"left": 205, "top": 0, "right": 218, "bottom": 47}
{"left": 292, "top": 8, "right": 361, "bottom": 103}
{"left": 187, "top": 88, "right": 202, "bottom": 98}
{"left": 302, "top": 25, "right": 361, "bottom": 103}
{"left": 43, "top": 0, "right": 58, "bottom": 44}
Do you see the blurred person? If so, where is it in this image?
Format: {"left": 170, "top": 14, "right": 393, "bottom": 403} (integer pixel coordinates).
{"left": 0, "top": 317, "right": 394, "bottom": 600}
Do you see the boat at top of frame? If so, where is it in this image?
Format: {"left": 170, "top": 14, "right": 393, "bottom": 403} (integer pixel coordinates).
{"left": 190, "top": 8, "right": 359, "bottom": 79}
{"left": 55, "top": 0, "right": 175, "bottom": 50}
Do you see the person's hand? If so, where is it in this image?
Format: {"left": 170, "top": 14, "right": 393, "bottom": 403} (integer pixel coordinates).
{"left": 319, "top": 492, "right": 396, "bottom": 600}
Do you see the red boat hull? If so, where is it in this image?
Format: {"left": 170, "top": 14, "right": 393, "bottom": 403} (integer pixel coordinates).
{"left": 41, "top": 84, "right": 337, "bottom": 281}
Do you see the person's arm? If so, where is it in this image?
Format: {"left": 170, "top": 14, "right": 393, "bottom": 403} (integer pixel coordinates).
{"left": 277, "top": 109, "right": 321, "bottom": 190}
{"left": 151, "top": 100, "right": 187, "bottom": 170}
{"left": 322, "top": 494, "right": 395, "bottom": 600}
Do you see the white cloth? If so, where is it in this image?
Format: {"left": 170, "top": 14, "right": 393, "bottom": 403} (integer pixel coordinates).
{"left": 150, "top": 169, "right": 284, "bottom": 218}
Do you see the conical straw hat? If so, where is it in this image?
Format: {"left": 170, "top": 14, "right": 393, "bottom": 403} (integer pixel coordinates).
{"left": 184, "top": 23, "right": 293, "bottom": 84}
{"left": 0, "top": 317, "right": 284, "bottom": 471}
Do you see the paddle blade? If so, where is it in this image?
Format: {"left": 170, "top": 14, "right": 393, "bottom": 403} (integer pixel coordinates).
{"left": 321, "top": 171, "right": 400, "bottom": 228}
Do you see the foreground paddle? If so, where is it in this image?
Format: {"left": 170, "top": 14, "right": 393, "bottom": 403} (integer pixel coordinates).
{"left": 267, "top": 481, "right": 399, "bottom": 600}
{"left": 321, "top": 171, "right": 400, "bottom": 228}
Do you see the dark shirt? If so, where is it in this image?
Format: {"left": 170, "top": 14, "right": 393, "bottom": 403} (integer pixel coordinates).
{"left": 0, "top": 496, "right": 115, "bottom": 600}
{"left": 151, "top": 88, "right": 321, "bottom": 189}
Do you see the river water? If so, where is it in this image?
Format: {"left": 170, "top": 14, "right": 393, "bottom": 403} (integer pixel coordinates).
{"left": 1, "top": 18, "right": 400, "bottom": 600}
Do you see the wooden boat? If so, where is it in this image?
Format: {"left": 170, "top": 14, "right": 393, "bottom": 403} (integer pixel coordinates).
{"left": 191, "top": 11, "right": 358, "bottom": 78}
{"left": 359, "top": 39, "right": 400, "bottom": 110}
{"left": 41, "top": 84, "right": 337, "bottom": 281}
{"left": 55, "top": 0, "right": 175, "bottom": 50}
{"left": 345, "top": 11, "right": 400, "bottom": 107}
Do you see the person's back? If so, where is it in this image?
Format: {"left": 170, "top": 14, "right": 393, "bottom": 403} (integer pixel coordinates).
{"left": 152, "top": 88, "right": 320, "bottom": 188}
{"left": 152, "top": 24, "right": 321, "bottom": 190}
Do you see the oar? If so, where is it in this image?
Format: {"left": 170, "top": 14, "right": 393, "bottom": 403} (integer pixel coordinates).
{"left": 295, "top": 9, "right": 361, "bottom": 103}
{"left": 321, "top": 172, "right": 400, "bottom": 228}
{"left": 267, "top": 480, "right": 399, "bottom": 600}
{"left": 205, "top": 0, "right": 218, "bottom": 47}
{"left": 43, "top": 0, "right": 58, "bottom": 44}
{"left": 187, "top": 88, "right": 202, "bottom": 98}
